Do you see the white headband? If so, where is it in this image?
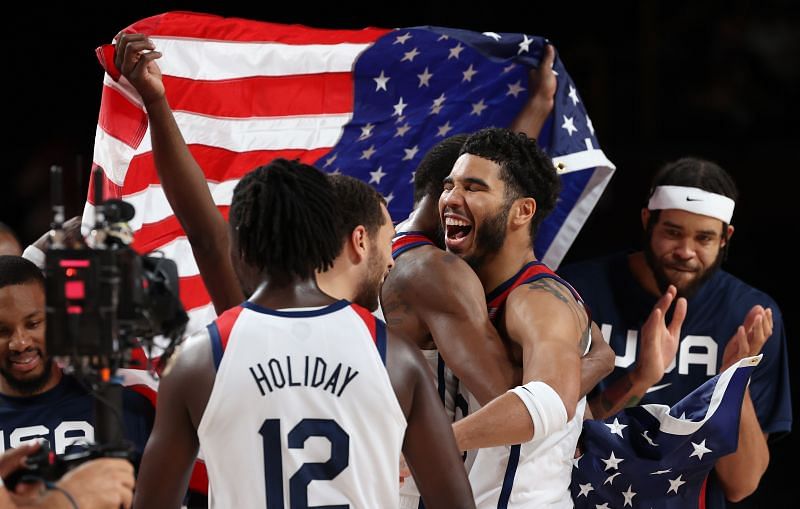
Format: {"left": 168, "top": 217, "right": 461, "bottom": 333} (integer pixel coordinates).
{"left": 648, "top": 185, "right": 735, "bottom": 223}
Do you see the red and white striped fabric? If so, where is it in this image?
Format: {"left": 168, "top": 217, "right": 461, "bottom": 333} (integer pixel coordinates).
{"left": 87, "top": 11, "right": 391, "bottom": 337}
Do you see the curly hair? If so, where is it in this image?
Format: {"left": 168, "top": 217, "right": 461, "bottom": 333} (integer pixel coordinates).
{"left": 413, "top": 134, "right": 469, "bottom": 203}
{"left": 460, "top": 128, "right": 560, "bottom": 242}
{"left": 229, "top": 159, "right": 339, "bottom": 281}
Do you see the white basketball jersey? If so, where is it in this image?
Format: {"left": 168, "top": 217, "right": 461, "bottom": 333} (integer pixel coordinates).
{"left": 467, "top": 396, "right": 585, "bottom": 508}
{"left": 399, "top": 349, "right": 463, "bottom": 509}
{"left": 198, "top": 300, "right": 407, "bottom": 508}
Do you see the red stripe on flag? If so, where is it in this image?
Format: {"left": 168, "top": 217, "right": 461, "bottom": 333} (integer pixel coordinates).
{"left": 698, "top": 475, "right": 708, "bottom": 509}
{"left": 131, "top": 207, "right": 229, "bottom": 254}
{"left": 98, "top": 85, "right": 148, "bottom": 148}
{"left": 163, "top": 73, "right": 354, "bottom": 118}
{"left": 178, "top": 275, "right": 213, "bottom": 312}
{"left": 125, "top": 12, "right": 390, "bottom": 44}
{"left": 117, "top": 147, "right": 332, "bottom": 197}
{"left": 87, "top": 164, "right": 125, "bottom": 204}
{"left": 188, "top": 460, "right": 209, "bottom": 494}
{"left": 350, "top": 304, "right": 377, "bottom": 344}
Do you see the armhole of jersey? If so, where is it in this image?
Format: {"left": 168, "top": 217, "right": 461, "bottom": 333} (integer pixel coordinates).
{"left": 350, "top": 303, "right": 387, "bottom": 366}
{"left": 207, "top": 306, "right": 245, "bottom": 371}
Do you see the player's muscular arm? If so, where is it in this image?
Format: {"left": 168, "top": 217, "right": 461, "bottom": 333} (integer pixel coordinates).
{"left": 416, "top": 252, "right": 519, "bottom": 405}
{"left": 115, "top": 34, "right": 244, "bottom": 314}
{"left": 580, "top": 322, "right": 615, "bottom": 397}
{"left": 133, "top": 333, "right": 215, "bottom": 509}
{"left": 386, "top": 334, "right": 475, "bottom": 509}
{"left": 453, "top": 281, "right": 583, "bottom": 450}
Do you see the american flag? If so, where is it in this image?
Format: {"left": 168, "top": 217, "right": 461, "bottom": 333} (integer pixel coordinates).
{"left": 87, "top": 11, "right": 614, "bottom": 337}
{"left": 571, "top": 356, "right": 761, "bottom": 508}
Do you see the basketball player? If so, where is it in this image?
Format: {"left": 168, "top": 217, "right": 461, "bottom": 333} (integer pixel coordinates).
{"left": 132, "top": 160, "right": 474, "bottom": 508}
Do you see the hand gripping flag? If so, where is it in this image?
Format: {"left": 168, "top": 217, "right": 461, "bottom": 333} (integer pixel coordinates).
{"left": 89, "top": 11, "right": 614, "bottom": 338}
{"left": 571, "top": 356, "right": 762, "bottom": 509}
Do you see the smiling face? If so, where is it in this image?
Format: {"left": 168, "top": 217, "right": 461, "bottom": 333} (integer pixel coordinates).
{"left": 643, "top": 208, "right": 731, "bottom": 298}
{"left": 439, "top": 153, "right": 512, "bottom": 269}
{"left": 0, "top": 281, "right": 57, "bottom": 396}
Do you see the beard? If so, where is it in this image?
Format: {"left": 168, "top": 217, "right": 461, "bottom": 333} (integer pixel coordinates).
{"left": 464, "top": 205, "right": 510, "bottom": 271}
{"left": 644, "top": 242, "right": 723, "bottom": 299}
{"left": 0, "top": 352, "right": 54, "bottom": 396}
{"left": 353, "top": 243, "right": 386, "bottom": 312}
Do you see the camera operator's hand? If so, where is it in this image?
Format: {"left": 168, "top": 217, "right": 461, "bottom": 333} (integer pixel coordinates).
{"left": 31, "top": 216, "right": 84, "bottom": 252}
{"left": 0, "top": 442, "right": 40, "bottom": 480}
{"left": 44, "top": 459, "right": 134, "bottom": 509}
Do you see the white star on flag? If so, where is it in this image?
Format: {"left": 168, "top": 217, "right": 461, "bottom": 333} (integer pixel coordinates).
{"left": 502, "top": 63, "right": 516, "bottom": 73}
{"left": 393, "top": 32, "right": 412, "bottom": 44}
{"left": 471, "top": 100, "right": 487, "bottom": 116}
{"left": 393, "top": 97, "right": 408, "bottom": 117}
{"left": 577, "top": 483, "right": 593, "bottom": 497}
{"left": 323, "top": 154, "right": 336, "bottom": 168}
{"left": 431, "top": 93, "right": 446, "bottom": 115}
{"left": 417, "top": 67, "right": 433, "bottom": 87}
{"left": 448, "top": 43, "right": 464, "bottom": 59}
{"left": 650, "top": 468, "right": 672, "bottom": 475}
{"left": 562, "top": 115, "right": 578, "bottom": 136}
{"left": 384, "top": 192, "right": 395, "bottom": 205}
{"left": 403, "top": 145, "right": 420, "bottom": 161}
{"left": 395, "top": 123, "right": 411, "bottom": 137}
{"left": 360, "top": 145, "right": 376, "bottom": 160}
{"left": 641, "top": 430, "right": 659, "bottom": 446}
{"left": 667, "top": 475, "right": 686, "bottom": 494}
{"left": 436, "top": 122, "right": 453, "bottom": 137}
{"left": 373, "top": 71, "right": 390, "bottom": 92}
{"left": 462, "top": 64, "right": 478, "bottom": 82}
{"left": 605, "top": 418, "right": 628, "bottom": 437}
{"left": 369, "top": 166, "right": 386, "bottom": 184}
{"left": 506, "top": 80, "right": 525, "bottom": 98}
{"left": 586, "top": 115, "right": 595, "bottom": 135}
{"left": 601, "top": 451, "right": 624, "bottom": 471}
{"left": 401, "top": 47, "right": 420, "bottom": 62}
{"left": 436, "top": 34, "right": 449, "bottom": 41}
{"left": 359, "top": 123, "right": 374, "bottom": 140}
{"left": 595, "top": 504, "right": 610, "bottom": 509}
{"left": 689, "top": 439, "right": 712, "bottom": 460}
{"left": 482, "top": 32, "right": 502, "bottom": 41}
{"left": 603, "top": 472, "right": 621, "bottom": 486}
{"left": 518, "top": 34, "right": 533, "bottom": 54}
{"left": 568, "top": 85, "right": 580, "bottom": 105}
{"left": 622, "top": 485, "right": 636, "bottom": 507}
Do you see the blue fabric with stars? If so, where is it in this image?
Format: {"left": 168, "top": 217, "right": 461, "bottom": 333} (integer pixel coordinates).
{"left": 571, "top": 358, "right": 758, "bottom": 508}
{"left": 315, "top": 26, "right": 607, "bottom": 263}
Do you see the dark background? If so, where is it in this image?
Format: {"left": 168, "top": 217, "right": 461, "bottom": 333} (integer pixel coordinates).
{"left": 4, "top": 1, "right": 796, "bottom": 505}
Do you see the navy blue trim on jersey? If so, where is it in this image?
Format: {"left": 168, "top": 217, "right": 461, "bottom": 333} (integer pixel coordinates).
{"left": 375, "top": 319, "right": 387, "bottom": 365}
{"left": 392, "top": 243, "right": 429, "bottom": 260}
{"left": 207, "top": 322, "right": 224, "bottom": 371}
{"left": 393, "top": 230, "right": 429, "bottom": 237}
{"left": 436, "top": 354, "right": 446, "bottom": 404}
{"left": 242, "top": 299, "right": 349, "bottom": 317}
{"left": 497, "top": 444, "right": 521, "bottom": 509}
{"left": 485, "top": 261, "right": 544, "bottom": 303}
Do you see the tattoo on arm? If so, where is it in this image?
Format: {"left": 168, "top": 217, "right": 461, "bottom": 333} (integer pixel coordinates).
{"left": 382, "top": 298, "right": 412, "bottom": 327}
{"left": 599, "top": 374, "right": 639, "bottom": 412}
{"left": 527, "top": 279, "right": 569, "bottom": 304}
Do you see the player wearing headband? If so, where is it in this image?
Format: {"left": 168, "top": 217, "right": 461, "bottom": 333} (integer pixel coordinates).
{"left": 559, "top": 157, "right": 791, "bottom": 507}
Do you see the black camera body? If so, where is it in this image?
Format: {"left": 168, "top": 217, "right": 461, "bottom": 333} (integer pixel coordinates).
{"left": 45, "top": 243, "right": 188, "bottom": 360}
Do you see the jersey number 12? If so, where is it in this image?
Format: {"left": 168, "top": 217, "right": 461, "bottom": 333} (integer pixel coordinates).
{"left": 260, "top": 418, "right": 350, "bottom": 509}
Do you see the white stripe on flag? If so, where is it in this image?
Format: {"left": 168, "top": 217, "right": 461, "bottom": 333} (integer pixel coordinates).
{"left": 150, "top": 37, "right": 372, "bottom": 79}
{"left": 542, "top": 163, "right": 615, "bottom": 269}
{"left": 122, "top": 180, "right": 238, "bottom": 230}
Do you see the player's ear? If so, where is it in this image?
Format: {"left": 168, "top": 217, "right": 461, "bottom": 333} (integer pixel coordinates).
{"left": 641, "top": 208, "right": 650, "bottom": 231}
{"left": 348, "top": 225, "right": 368, "bottom": 262}
{"left": 511, "top": 197, "right": 536, "bottom": 228}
